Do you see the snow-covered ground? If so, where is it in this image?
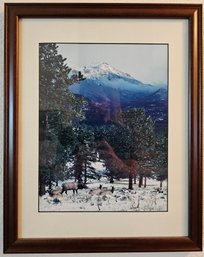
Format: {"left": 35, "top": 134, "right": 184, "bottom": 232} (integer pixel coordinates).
{"left": 39, "top": 178, "right": 167, "bottom": 212}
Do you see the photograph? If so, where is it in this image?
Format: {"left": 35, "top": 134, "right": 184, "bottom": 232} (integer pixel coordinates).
{"left": 39, "top": 43, "right": 168, "bottom": 212}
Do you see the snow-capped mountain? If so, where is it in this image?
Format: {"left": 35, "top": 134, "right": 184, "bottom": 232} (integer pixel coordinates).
{"left": 68, "top": 62, "right": 167, "bottom": 128}
{"left": 82, "top": 62, "right": 134, "bottom": 80}
{"left": 70, "top": 62, "right": 158, "bottom": 95}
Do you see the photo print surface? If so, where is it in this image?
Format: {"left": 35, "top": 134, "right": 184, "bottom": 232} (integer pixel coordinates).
{"left": 39, "top": 43, "right": 168, "bottom": 212}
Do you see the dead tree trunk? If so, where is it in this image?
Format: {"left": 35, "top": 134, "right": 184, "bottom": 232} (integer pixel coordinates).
{"left": 128, "top": 171, "right": 133, "bottom": 190}
{"left": 160, "top": 180, "right": 163, "bottom": 188}
{"left": 139, "top": 174, "right": 143, "bottom": 188}
{"left": 144, "top": 176, "right": 147, "bottom": 188}
{"left": 134, "top": 170, "right": 137, "bottom": 184}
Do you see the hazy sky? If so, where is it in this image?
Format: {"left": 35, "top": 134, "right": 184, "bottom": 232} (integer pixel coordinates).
{"left": 57, "top": 43, "right": 168, "bottom": 85}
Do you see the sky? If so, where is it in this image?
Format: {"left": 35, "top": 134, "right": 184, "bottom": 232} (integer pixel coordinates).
{"left": 57, "top": 43, "right": 168, "bottom": 86}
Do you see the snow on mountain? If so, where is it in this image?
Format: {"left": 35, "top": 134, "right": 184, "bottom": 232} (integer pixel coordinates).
{"left": 69, "top": 62, "right": 159, "bottom": 95}
{"left": 82, "top": 62, "right": 133, "bottom": 80}
{"left": 83, "top": 62, "right": 156, "bottom": 91}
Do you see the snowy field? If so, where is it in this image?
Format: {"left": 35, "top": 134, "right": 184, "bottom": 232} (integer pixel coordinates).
{"left": 39, "top": 178, "right": 167, "bottom": 212}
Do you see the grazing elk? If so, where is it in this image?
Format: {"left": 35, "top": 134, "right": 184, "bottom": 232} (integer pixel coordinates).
{"left": 89, "top": 184, "right": 102, "bottom": 195}
{"left": 47, "top": 186, "right": 62, "bottom": 197}
{"left": 61, "top": 181, "right": 78, "bottom": 195}
{"left": 89, "top": 184, "right": 115, "bottom": 196}
{"left": 101, "top": 186, "right": 115, "bottom": 195}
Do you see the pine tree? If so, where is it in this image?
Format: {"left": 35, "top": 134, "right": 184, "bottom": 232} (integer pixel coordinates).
{"left": 122, "top": 108, "right": 155, "bottom": 189}
{"left": 39, "top": 43, "right": 86, "bottom": 195}
{"left": 39, "top": 43, "right": 86, "bottom": 126}
{"left": 153, "top": 134, "right": 168, "bottom": 188}
{"left": 94, "top": 124, "right": 136, "bottom": 185}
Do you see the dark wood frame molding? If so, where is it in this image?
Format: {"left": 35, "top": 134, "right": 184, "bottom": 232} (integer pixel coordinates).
{"left": 4, "top": 3, "right": 202, "bottom": 253}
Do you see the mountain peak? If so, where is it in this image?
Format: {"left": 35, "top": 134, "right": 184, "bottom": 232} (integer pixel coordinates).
{"left": 97, "top": 62, "right": 109, "bottom": 68}
{"left": 82, "top": 62, "right": 132, "bottom": 80}
{"left": 70, "top": 62, "right": 158, "bottom": 94}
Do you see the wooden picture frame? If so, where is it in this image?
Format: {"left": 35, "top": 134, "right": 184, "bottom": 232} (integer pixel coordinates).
{"left": 4, "top": 3, "right": 202, "bottom": 253}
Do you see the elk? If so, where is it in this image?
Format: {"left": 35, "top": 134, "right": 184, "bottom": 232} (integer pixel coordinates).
{"left": 89, "top": 184, "right": 102, "bottom": 195}
{"left": 89, "top": 185, "right": 115, "bottom": 196}
{"left": 61, "top": 182, "right": 78, "bottom": 195}
{"left": 47, "top": 186, "right": 62, "bottom": 197}
{"left": 101, "top": 186, "right": 115, "bottom": 195}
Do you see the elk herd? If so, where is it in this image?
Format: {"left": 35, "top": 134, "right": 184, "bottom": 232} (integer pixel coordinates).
{"left": 47, "top": 181, "right": 115, "bottom": 200}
